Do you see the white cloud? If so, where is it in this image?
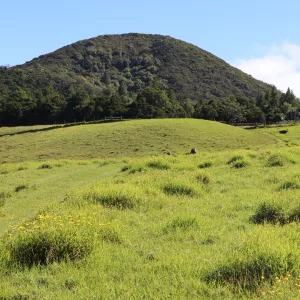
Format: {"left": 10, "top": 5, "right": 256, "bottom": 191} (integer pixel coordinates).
{"left": 234, "top": 42, "right": 300, "bottom": 97}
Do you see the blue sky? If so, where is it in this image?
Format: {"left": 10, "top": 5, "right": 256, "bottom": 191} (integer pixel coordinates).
{"left": 1, "top": 0, "right": 300, "bottom": 95}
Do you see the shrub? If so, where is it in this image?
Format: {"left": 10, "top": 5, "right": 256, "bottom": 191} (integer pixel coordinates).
{"left": 250, "top": 203, "right": 286, "bottom": 225}
{"left": 15, "top": 185, "right": 28, "bottom": 193}
{"left": 162, "top": 182, "right": 196, "bottom": 196}
{"left": 38, "top": 164, "right": 52, "bottom": 169}
{"left": 198, "top": 161, "right": 213, "bottom": 169}
{"left": 6, "top": 228, "right": 92, "bottom": 267}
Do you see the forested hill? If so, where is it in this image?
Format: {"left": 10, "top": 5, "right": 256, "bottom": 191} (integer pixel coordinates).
{"left": 0, "top": 33, "right": 298, "bottom": 125}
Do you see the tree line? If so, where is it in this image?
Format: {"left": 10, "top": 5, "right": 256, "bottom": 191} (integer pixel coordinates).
{"left": 0, "top": 66, "right": 299, "bottom": 125}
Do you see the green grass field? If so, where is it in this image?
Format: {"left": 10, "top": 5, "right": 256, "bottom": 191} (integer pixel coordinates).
{"left": 0, "top": 119, "right": 300, "bottom": 299}
{"left": 0, "top": 119, "right": 278, "bottom": 163}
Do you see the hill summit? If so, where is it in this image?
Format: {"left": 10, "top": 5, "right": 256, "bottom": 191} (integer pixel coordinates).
{"left": 0, "top": 33, "right": 297, "bottom": 125}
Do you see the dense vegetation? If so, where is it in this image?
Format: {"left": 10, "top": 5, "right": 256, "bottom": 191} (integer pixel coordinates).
{"left": 1, "top": 33, "right": 298, "bottom": 125}
{"left": 1, "top": 120, "right": 300, "bottom": 298}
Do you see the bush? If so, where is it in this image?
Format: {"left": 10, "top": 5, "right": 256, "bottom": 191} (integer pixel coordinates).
{"left": 250, "top": 203, "right": 286, "bottom": 225}
{"left": 198, "top": 161, "right": 213, "bottom": 169}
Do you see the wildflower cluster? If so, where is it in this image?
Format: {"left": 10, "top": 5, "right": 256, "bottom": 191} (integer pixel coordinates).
{"left": 4, "top": 211, "right": 108, "bottom": 240}
{"left": 259, "top": 274, "right": 300, "bottom": 297}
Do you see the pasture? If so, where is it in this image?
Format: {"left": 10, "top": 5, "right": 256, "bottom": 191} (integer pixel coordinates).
{"left": 0, "top": 119, "right": 300, "bottom": 299}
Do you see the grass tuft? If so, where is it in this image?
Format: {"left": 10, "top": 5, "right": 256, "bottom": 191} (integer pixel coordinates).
{"left": 163, "top": 217, "right": 198, "bottom": 233}
{"left": 196, "top": 173, "right": 210, "bottom": 184}
{"left": 38, "top": 163, "right": 52, "bottom": 169}
{"left": 198, "top": 161, "right": 213, "bottom": 169}
{"left": 227, "top": 155, "right": 243, "bottom": 165}
{"left": 278, "top": 180, "right": 300, "bottom": 190}
{"left": 146, "top": 160, "right": 170, "bottom": 170}
{"left": 205, "top": 253, "right": 296, "bottom": 291}
{"left": 266, "top": 153, "right": 293, "bottom": 167}
{"left": 5, "top": 228, "right": 92, "bottom": 267}
{"left": 14, "top": 184, "right": 28, "bottom": 193}
{"left": 250, "top": 202, "right": 286, "bottom": 225}
{"left": 288, "top": 206, "right": 300, "bottom": 223}
{"left": 162, "top": 182, "right": 196, "bottom": 196}
{"left": 232, "top": 159, "right": 249, "bottom": 169}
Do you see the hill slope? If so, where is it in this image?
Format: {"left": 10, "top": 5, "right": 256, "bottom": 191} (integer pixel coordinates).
{"left": 0, "top": 33, "right": 275, "bottom": 125}
{"left": 0, "top": 119, "right": 278, "bottom": 162}
{"left": 17, "top": 33, "right": 271, "bottom": 101}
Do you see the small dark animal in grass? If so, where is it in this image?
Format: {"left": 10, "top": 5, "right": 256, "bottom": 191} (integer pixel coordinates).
{"left": 190, "top": 148, "right": 199, "bottom": 154}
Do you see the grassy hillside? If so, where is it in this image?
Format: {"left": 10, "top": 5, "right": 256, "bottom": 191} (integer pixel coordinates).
{"left": 0, "top": 119, "right": 278, "bottom": 163}
{"left": 0, "top": 121, "right": 300, "bottom": 298}
{"left": 1, "top": 149, "right": 300, "bottom": 298}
